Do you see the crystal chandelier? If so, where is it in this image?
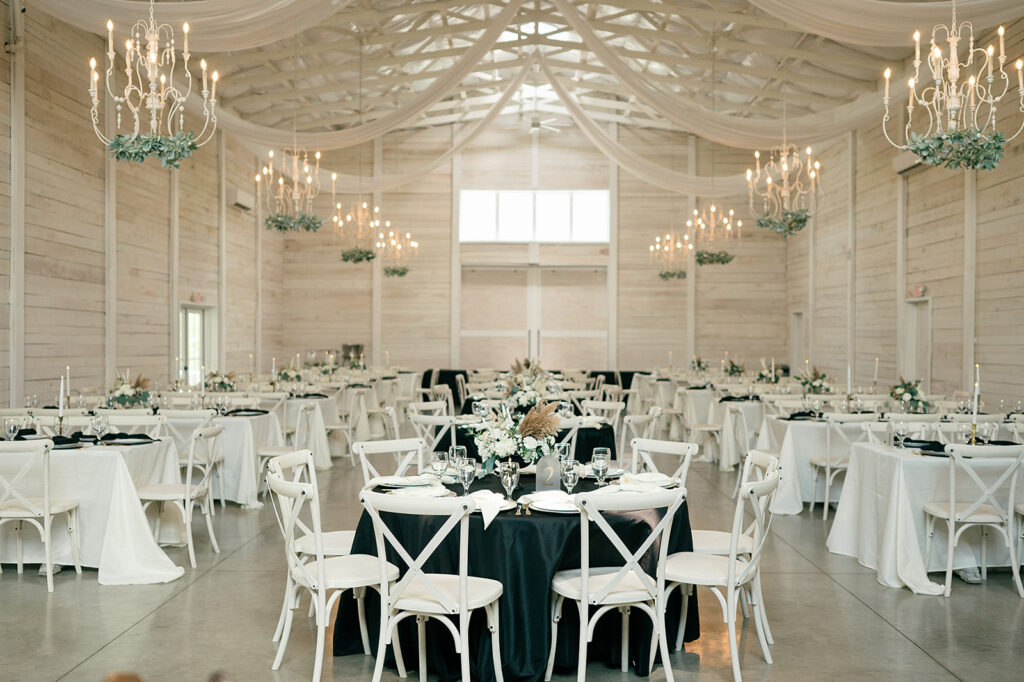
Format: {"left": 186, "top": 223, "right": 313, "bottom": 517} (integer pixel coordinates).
{"left": 687, "top": 203, "right": 742, "bottom": 246}
{"left": 649, "top": 230, "right": 691, "bottom": 280}
{"left": 377, "top": 228, "right": 419, "bottom": 277}
{"left": 881, "top": 0, "right": 1024, "bottom": 170}
{"left": 255, "top": 147, "right": 331, "bottom": 232}
{"left": 338, "top": 200, "right": 386, "bottom": 263}
{"left": 746, "top": 131, "right": 821, "bottom": 237}
{"left": 88, "top": 0, "right": 218, "bottom": 164}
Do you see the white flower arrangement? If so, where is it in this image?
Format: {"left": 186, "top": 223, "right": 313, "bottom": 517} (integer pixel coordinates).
{"left": 277, "top": 368, "right": 302, "bottom": 382}
{"left": 470, "top": 402, "right": 559, "bottom": 473}
{"left": 204, "top": 372, "right": 236, "bottom": 392}
{"left": 890, "top": 378, "right": 931, "bottom": 413}
{"left": 799, "top": 367, "right": 832, "bottom": 395}
{"left": 108, "top": 374, "right": 150, "bottom": 408}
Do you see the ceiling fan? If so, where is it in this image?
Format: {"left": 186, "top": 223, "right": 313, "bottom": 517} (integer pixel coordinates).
{"left": 524, "top": 73, "right": 567, "bottom": 135}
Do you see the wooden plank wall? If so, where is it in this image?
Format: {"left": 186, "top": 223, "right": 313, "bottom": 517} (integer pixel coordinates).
{"left": 0, "top": 4, "right": 10, "bottom": 401}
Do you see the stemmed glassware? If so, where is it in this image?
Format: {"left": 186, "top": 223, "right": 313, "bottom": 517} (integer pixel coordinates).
{"left": 561, "top": 463, "right": 580, "bottom": 494}
{"left": 499, "top": 460, "right": 520, "bottom": 502}
{"left": 555, "top": 442, "right": 572, "bottom": 469}
{"left": 430, "top": 450, "right": 448, "bottom": 479}
{"left": 893, "top": 420, "right": 908, "bottom": 447}
{"left": 449, "top": 445, "right": 467, "bottom": 464}
{"left": 457, "top": 459, "right": 476, "bottom": 496}
{"left": 4, "top": 417, "right": 21, "bottom": 441}
{"left": 91, "top": 414, "right": 109, "bottom": 439}
{"left": 591, "top": 449, "right": 610, "bottom": 486}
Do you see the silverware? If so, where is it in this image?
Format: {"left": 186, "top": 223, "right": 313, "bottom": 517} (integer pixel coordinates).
{"left": 515, "top": 503, "right": 522, "bottom": 516}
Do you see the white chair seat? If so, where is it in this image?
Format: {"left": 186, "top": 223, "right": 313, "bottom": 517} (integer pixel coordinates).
{"left": 291, "top": 554, "right": 399, "bottom": 591}
{"left": 551, "top": 567, "right": 653, "bottom": 605}
{"left": 0, "top": 498, "right": 78, "bottom": 517}
{"left": 692, "top": 424, "right": 720, "bottom": 432}
{"left": 393, "top": 573, "right": 503, "bottom": 613}
{"left": 137, "top": 482, "right": 205, "bottom": 501}
{"left": 690, "top": 529, "right": 753, "bottom": 555}
{"left": 922, "top": 502, "right": 1004, "bottom": 523}
{"left": 665, "top": 551, "right": 749, "bottom": 586}
{"left": 259, "top": 445, "right": 295, "bottom": 457}
{"left": 294, "top": 530, "right": 355, "bottom": 557}
{"left": 810, "top": 455, "right": 848, "bottom": 469}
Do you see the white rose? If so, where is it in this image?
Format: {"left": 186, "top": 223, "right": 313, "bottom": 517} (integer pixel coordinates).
{"left": 523, "top": 436, "right": 537, "bottom": 450}
{"left": 902, "top": 393, "right": 911, "bottom": 402}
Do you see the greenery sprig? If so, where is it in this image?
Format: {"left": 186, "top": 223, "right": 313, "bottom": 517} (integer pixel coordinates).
{"left": 384, "top": 265, "right": 409, "bottom": 277}
{"left": 695, "top": 250, "right": 734, "bottom": 266}
{"left": 724, "top": 359, "right": 744, "bottom": 377}
{"left": 658, "top": 269, "right": 687, "bottom": 281}
{"left": 756, "top": 208, "right": 809, "bottom": 237}
{"left": 108, "top": 131, "right": 198, "bottom": 168}
{"left": 906, "top": 128, "right": 1005, "bottom": 170}
{"left": 341, "top": 247, "right": 376, "bottom": 263}
{"left": 265, "top": 213, "right": 322, "bottom": 232}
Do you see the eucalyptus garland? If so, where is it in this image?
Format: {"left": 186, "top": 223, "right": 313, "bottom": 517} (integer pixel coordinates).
{"left": 264, "top": 213, "right": 323, "bottom": 233}
{"left": 108, "top": 131, "right": 198, "bottom": 168}
{"left": 906, "top": 128, "right": 1005, "bottom": 170}
{"left": 658, "top": 269, "right": 687, "bottom": 281}
{"left": 341, "top": 247, "right": 376, "bottom": 263}
{"left": 384, "top": 265, "right": 409, "bottom": 277}
{"left": 694, "top": 250, "right": 734, "bottom": 266}
{"left": 756, "top": 208, "right": 809, "bottom": 237}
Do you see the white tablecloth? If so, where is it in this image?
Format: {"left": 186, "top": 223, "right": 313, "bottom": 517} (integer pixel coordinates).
{"left": 0, "top": 446, "right": 184, "bottom": 585}
{"left": 827, "top": 442, "right": 1022, "bottom": 595}
{"left": 755, "top": 416, "right": 867, "bottom": 514}
{"left": 285, "top": 398, "right": 333, "bottom": 470}
{"left": 712, "top": 400, "right": 765, "bottom": 471}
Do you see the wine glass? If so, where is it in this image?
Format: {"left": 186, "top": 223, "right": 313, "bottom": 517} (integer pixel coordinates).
{"left": 449, "top": 445, "right": 467, "bottom": 466}
{"left": 555, "top": 442, "right": 572, "bottom": 468}
{"left": 811, "top": 398, "right": 823, "bottom": 414}
{"left": 956, "top": 423, "right": 971, "bottom": 444}
{"left": 91, "top": 414, "right": 109, "bottom": 439}
{"left": 561, "top": 463, "right": 580, "bottom": 495}
{"left": 457, "top": 461, "right": 476, "bottom": 496}
{"left": 499, "top": 461, "right": 520, "bottom": 502}
{"left": 4, "top": 417, "right": 21, "bottom": 441}
{"left": 979, "top": 422, "right": 996, "bottom": 443}
{"left": 591, "top": 450, "right": 610, "bottom": 486}
{"left": 893, "top": 420, "right": 908, "bottom": 448}
{"left": 472, "top": 401, "right": 486, "bottom": 418}
{"left": 430, "top": 450, "right": 448, "bottom": 478}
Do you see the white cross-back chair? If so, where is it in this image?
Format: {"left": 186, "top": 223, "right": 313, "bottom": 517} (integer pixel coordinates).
{"left": 137, "top": 425, "right": 222, "bottom": 568}
{"left": 544, "top": 486, "right": 685, "bottom": 682}
{"left": 34, "top": 415, "right": 93, "bottom": 437}
{"left": 630, "top": 438, "right": 698, "bottom": 483}
{"left": 101, "top": 414, "right": 167, "bottom": 438}
{"left": 619, "top": 407, "right": 661, "bottom": 463}
{"left": 410, "top": 400, "right": 447, "bottom": 417}
{"left": 565, "top": 389, "right": 599, "bottom": 415}
{"left": 729, "top": 405, "right": 779, "bottom": 498}
{"left": 767, "top": 398, "right": 805, "bottom": 418}
{"left": 455, "top": 374, "right": 469, "bottom": 407}
{"left": 361, "top": 490, "right": 504, "bottom": 682}
{"left": 557, "top": 416, "right": 582, "bottom": 461}
{"left": 354, "top": 438, "right": 427, "bottom": 487}
{"left": 664, "top": 471, "right": 780, "bottom": 682}
{"left": 923, "top": 443, "right": 1024, "bottom": 598}
{"left": 259, "top": 403, "right": 316, "bottom": 498}
{"left": 0, "top": 440, "right": 81, "bottom": 592}
{"left": 408, "top": 413, "right": 457, "bottom": 454}
{"left": 687, "top": 450, "right": 780, "bottom": 650}
{"left": 267, "top": 452, "right": 399, "bottom": 681}
{"left": 431, "top": 385, "right": 455, "bottom": 417}
{"left": 581, "top": 400, "right": 625, "bottom": 443}
{"left": 943, "top": 413, "right": 1002, "bottom": 424}
{"left": 254, "top": 392, "right": 289, "bottom": 429}
{"left": 681, "top": 390, "right": 721, "bottom": 462}
{"left": 808, "top": 413, "right": 875, "bottom": 521}
{"left": 160, "top": 409, "right": 217, "bottom": 455}
{"left": 862, "top": 421, "right": 893, "bottom": 445}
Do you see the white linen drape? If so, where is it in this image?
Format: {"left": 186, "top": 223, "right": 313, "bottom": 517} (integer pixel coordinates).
{"left": 31, "top": 0, "right": 354, "bottom": 53}
{"left": 750, "top": 0, "right": 1022, "bottom": 47}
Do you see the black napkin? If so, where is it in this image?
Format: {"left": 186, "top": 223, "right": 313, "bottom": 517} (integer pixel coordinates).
{"left": 51, "top": 435, "right": 82, "bottom": 448}
{"left": 347, "top": 384, "right": 370, "bottom": 389}
{"left": 71, "top": 431, "right": 99, "bottom": 444}
{"left": 985, "top": 439, "right": 1020, "bottom": 446}
{"left": 688, "top": 384, "right": 712, "bottom": 391}
{"left": 100, "top": 432, "right": 156, "bottom": 443}
{"left": 720, "top": 395, "right": 759, "bottom": 403}
{"left": 785, "top": 410, "right": 821, "bottom": 420}
{"left": 225, "top": 408, "right": 269, "bottom": 416}
{"left": 902, "top": 438, "right": 946, "bottom": 453}
{"left": 298, "top": 392, "right": 329, "bottom": 399}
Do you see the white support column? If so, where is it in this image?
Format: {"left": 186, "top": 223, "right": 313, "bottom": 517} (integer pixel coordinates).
{"left": 962, "top": 169, "right": 977, "bottom": 390}
{"left": 254, "top": 158, "right": 263, "bottom": 373}
{"left": 846, "top": 131, "right": 857, "bottom": 381}
{"left": 371, "top": 137, "right": 383, "bottom": 366}
{"left": 607, "top": 123, "right": 618, "bottom": 370}
{"left": 217, "top": 132, "right": 227, "bottom": 371}
{"left": 8, "top": 0, "right": 24, "bottom": 407}
{"left": 807, "top": 193, "right": 816, "bottom": 365}
{"left": 450, "top": 140, "right": 462, "bottom": 368}
{"left": 686, "top": 135, "right": 696, "bottom": 362}
{"left": 895, "top": 175, "right": 907, "bottom": 379}
{"left": 104, "top": 88, "right": 117, "bottom": 388}
{"left": 169, "top": 170, "right": 180, "bottom": 381}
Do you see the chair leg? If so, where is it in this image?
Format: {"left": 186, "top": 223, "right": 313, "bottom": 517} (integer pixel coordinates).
{"left": 181, "top": 501, "right": 196, "bottom": 569}
{"left": 924, "top": 515, "right": 935, "bottom": 569}
{"left": 619, "top": 606, "right": 630, "bottom": 672}
{"left": 392, "top": 615, "right": 407, "bottom": 679}
{"left": 486, "top": 601, "right": 504, "bottom": 682}
{"left": 217, "top": 461, "right": 226, "bottom": 509}
{"left": 1008, "top": 523, "right": 1024, "bottom": 598}
{"left": 980, "top": 527, "right": 988, "bottom": 581}
{"left": 727, "top": 589, "right": 742, "bottom": 682}
{"left": 67, "top": 509, "right": 82, "bottom": 574}
{"left": 822, "top": 467, "right": 831, "bottom": 522}
{"left": 355, "top": 586, "right": 371, "bottom": 656}
{"left": 312, "top": 592, "right": 327, "bottom": 682}
{"left": 417, "top": 615, "right": 428, "bottom": 682}
{"left": 371, "top": 611, "right": 389, "bottom": 682}
{"left": 274, "top": 585, "right": 300, "bottom": 670}
{"left": 806, "top": 466, "right": 817, "bottom": 514}
{"left": 203, "top": 496, "right": 220, "bottom": 554}
{"left": 655, "top": 600, "right": 675, "bottom": 682}
{"left": 272, "top": 574, "right": 294, "bottom": 642}
{"left": 15, "top": 520, "right": 23, "bottom": 573}
{"left": 753, "top": 571, "right": 773, "bottom": 645}
{"left": 545, "top": 594, "right": 563, "bottom": 681}
{"left": 576, "top": 601, "right": 588, "bottom": 682}
{"left": 43, "top": 516, "right": 54, "bottom": 593}
{"left": 460, "top": 614, "right": 471, "bottom": 682}
{"left": 943, "top": 520, "right": 956, "bottom": 598}
{"left": 674, "top": 584, "right": 690, "bottom": 652}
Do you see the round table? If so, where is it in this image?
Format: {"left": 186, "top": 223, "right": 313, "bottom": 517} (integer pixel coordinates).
{"left": 332, "top": 476, "right": 699, "bottom": 681}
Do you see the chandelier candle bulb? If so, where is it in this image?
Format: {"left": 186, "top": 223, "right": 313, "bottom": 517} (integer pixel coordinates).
{"left": 58, "top": 376, "right": 64, "bottom": 419}
{"left": 884, "top": 68, "right": 891, "bottom": 99}
{"left": 914, "top": 30, "right": 921, "bottom": 64}
{"left": 1017, "top": 60, "right": 1023, "bottom": 90}
{"left": 874, "top": 357, "right": 879, "bottom": 384}
{"left": 182, "top": 22, "right": 189, "bottom": 56}
{"left": 999, "top": 26, "right": 1005, "bottom": 60}
{"left": 201, "top": 59, "right": 207, "bottom": 93}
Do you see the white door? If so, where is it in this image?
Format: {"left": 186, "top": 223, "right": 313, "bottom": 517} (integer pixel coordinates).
{"left": 901, "top": 299, "right": 932, "bottom": 390}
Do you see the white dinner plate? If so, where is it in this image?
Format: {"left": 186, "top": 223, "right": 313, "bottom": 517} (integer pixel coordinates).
{"left": 529, "top": 500, "right": 579, "bottom": 514}
{"left": 585, "top": 467, "right": 625, "bottom": 479}
{"left": 102, "top": 437, "right": 155, "bottom": 446}
{"left": 473, "top": 499, "right": 516, "bottom": 513}
{"left": 375, "top": 475, "right": 435, "bottom": 488}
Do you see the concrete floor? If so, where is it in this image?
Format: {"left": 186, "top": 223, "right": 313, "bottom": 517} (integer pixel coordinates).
{"left": 2, "top": 455, "right": 1023, "bottom": 682}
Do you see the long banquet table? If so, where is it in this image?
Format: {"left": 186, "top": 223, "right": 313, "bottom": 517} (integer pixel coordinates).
{"left": 827, "top": 442, "right": 1023, "bottom": 595}
{"left": 332, "top": 475, "right": 699, "bottom": 681}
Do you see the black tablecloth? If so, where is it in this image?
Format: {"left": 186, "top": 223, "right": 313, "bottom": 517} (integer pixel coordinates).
{"left": 435, "top": 425, "right": 616, "bottom": 462}
{"left": 332, "top": 476, "right": 699, "bottom": 681}
{"left": 589, "top": 370, "right": 638, "bottom": 390}
{"left": 424, "top": 370, "right": 469, "bottom": 408}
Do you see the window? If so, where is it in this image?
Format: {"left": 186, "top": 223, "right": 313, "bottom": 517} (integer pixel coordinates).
{"left": 459, "top": 190, "right": 610, "bottom": 243}
{"left": 179, "top": 306, "right": 217, "bottom": 385}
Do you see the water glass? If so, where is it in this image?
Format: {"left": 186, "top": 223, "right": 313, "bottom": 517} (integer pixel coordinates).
{"left": 956, "top": 423, "right": 971, "bottom": 444}
{"left": 457, "top": 462, "right": 476, "bottom": 496}
{"left": 91, "top": 414, "right": 109, "bottom": 438}
{"left": 555, "top": 442, "right": 572, "bottom": 467}
{"left": 499, "top": 461, "right": 520, "bottom": 501}
{"left": 893, "top": 420, "right": 908, "bottom": 447}
{"left": 449, "top": 445, "right": 467, "bottom": 465}
{"left": 561, "top": 463, "right": 580, "bottom": 494}
{"left": 591, "top": 451, "right": 610, "bottom": 486}
{"left": 4, "top": 417, "right": 21, "bottom": 441}
{"left": 430, "top": 450, "right": 448, "bottom": 478}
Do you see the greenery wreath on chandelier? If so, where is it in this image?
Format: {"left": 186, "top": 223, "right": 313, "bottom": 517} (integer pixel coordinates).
{"left": 265, "top": 212, "right": 323, "bottom": 232}
{"left": 906, "top": 129, "right": 1005, "bottom": 170}
{"left": 108, "top": 131, "right": 198, "bottom": 169}
{"left": 341, "top": 247, "right": 376, "bottom": 263}
{"left": 756, "top": 208, "right": 809, "bottom": 238}
{"left": 658, "top": 269, "right": 687, "bottom": 281}
{"left": 384, "top": 266, "right": 409, "bottom": 277}
{"left": 694, "top": 250, "right": 734, "bottom": 266}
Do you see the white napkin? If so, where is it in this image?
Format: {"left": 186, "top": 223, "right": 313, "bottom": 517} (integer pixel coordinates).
{"left": 518, "top": 490, "right": 575, "bottom": 508}
{"left": 469, "top": 490, "right": 507, "bottom": 529}
{"left": 387, "top": 485, "right": 451, "bottom": 498}
{"left": 599, "top": 481, "right": 675, "bottom": 494}
{"left": 371, "top": 474, "right": 436, "bottom": 487}
{"left": 619, "top": 471, "right": 676, "bottom": 487}
{"left": 520, "top": 463, "right": 538, "bottom": 475}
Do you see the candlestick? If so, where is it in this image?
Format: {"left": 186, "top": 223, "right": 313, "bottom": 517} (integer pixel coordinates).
{"left": 271, "top": 356, "right": 276, "bottom": 376}
{"left": 883, "top": 67, "right": 891, "bottom": 99}
{"left": 908, "top": 78, "right": 915, "bottom": 108}
{"left": 913, "top": 30, "right": 920, "bottom": 63}
{"left": 847, "top": 365, "right": 852, "bottom": 394}
{"left": 201, "top": 59, "right": 208, "bottom": 93}
{"left": 106, "top": 20, "right": 113, "bottom": 56}
{"left": 385, "top": 350, "right": 390, "bottom": 366}
{"left": 58, "top": 375, "right": 65, "bottom": 418}
{"left": 211, "top": 71, "right": 218, "bottom": 100}
{"left": 66, "top": 365, "right": 71, "bottom": 406}
{"left": 999, "top": 26, "right": 1006, "bottom": 60}
{"left": 771, "top": 357, "right": 775, "bottom": 381}
{"left": 249, "top": 353, "right": 254, "bottom": 376}
{"left": 182, "top": 22, "right": 189, "bottom": 56}
{"left": 201, "top": 365, "right": 206, "bottom": 396}
{"left": 1018, "top": 60, "right": 1024, "bottom": 90}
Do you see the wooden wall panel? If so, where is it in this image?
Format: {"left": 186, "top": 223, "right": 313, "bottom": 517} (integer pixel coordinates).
{"left": 0, "top": 6, "right": 12, "bottom": 403}
{"left": 224, "top": 140, "right": 258, "bottom": 373}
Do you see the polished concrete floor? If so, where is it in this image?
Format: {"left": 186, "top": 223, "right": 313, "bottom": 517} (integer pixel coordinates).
{"left": 2, "top": 454, "right": 1023, "bottom": 682}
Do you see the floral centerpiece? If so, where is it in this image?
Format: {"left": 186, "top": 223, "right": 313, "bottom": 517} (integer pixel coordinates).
{"left": 470, "top": 402, "right": 560, "bottom": 474}
{"left": 724, "top": 359, "right": 744, "bottom": 377}
{"left": 204, "top": 371, "right": 236, "bottom": 393}
{"left": 691, "top": 357, "right": 708, "bottom": 372}
{"left": 319, "top": 362, "right": 338, "bottom": 376}
{"left": 277, "top": 367, "right": 302, "bottom": 382}
{"left": 108, "top": 373, "right": 150, "bottom": 408}
{"left": 799, "top": 367, "right": 832, "bottom": 394}
{"left": 890, "top": 377, "right": 931, "bottom": 413}
{"left": 755, "top": 369, "right": 779, "bottom": 384}
{"left": 504, "top": 358, "right": 550, "bottom": 411}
